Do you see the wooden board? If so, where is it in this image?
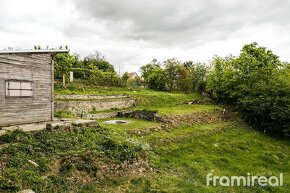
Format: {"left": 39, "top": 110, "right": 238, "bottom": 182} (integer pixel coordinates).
{"left": 0, "top": 53, "right": 53, "bottom": 126}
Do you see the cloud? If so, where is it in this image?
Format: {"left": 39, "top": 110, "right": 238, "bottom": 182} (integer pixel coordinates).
{"left": 70, "top": 0, "right": 290, "bottom": 46}
{"left": 0, "top": 0, "right": 290, "bottom": 73}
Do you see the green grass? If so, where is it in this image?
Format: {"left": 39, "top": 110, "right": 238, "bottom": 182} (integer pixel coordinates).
{"left": 99, "top": 121, "right": 290, "bottom": 193}
{"left": 142, "top": 104, "right": 220, "bottom": 115}
{"left": 130, "top": 92, "right": 202, "bottom": 109}
{"left": 143, "top": 124, "right": 290, "bottom": 193}
{"left": 0, "top": 124, "right": 147, "bottom": 192}
{"left": 140, "top": 122, "right": 230, "bottom": 144}
{"left": 54, "top": 110, "right": 77, "bottom": 119}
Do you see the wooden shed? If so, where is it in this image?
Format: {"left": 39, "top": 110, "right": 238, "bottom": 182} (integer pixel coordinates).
{"left": 0, "top": 50, "right": 69, "bottom": 127}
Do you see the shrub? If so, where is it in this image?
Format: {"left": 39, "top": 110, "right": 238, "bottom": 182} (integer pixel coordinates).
{"left": 0, "top": 129, "right": 27, "bottom": 144}
{"left": 46, "top": 124, "right": 53, "bottom": 132}
{"left": 207, "top": 43, "right": 290, "bottom": 137}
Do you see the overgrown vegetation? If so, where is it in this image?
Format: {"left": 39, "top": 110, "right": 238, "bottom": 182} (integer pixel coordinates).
{"left": 206, "top": 43, "right": 290, "bottom": 137}
{"left": 54, "top": 51, "right": 123, "bottom": 87}
{"left": 0, "top": 124, "right": 147, "bottom": 192}
{"left": 1, "top": 87, "right": 289, "bottom": 192}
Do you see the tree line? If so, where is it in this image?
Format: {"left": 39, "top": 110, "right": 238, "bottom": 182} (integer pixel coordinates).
{"left": 54, "top": 51, "right": 123, "bottom": 87}
{"left": 140, "top": 58, "right": 208, "bottom": 93}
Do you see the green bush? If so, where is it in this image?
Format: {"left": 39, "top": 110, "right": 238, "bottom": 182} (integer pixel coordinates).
{"left": 60, "top": 153, "right": 99, "bottom": 177}
{"left": 0, "top": 129, "right": 28, "bottom": 144}
{"left": 46, "top": 124, "right": 53, "bottom": 132}
{"left": 207, "top": 43, "right": 290, "bottom": 137}
{"left": 88, "top": 70, "right": 123, "bottom": 87}
{"left": 71, "top": 68, "right": 92, "bottom": 80}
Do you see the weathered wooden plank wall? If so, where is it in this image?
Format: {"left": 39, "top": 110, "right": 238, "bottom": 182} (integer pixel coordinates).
{"left": 0, "top": 53, "right": 53, "bottom": 126}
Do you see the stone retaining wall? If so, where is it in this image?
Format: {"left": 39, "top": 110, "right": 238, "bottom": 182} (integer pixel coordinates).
{"left": 55, "top": 99, "right": 136, "bottom": 113}
{"left": 117, "top": 110, "right": 161, "bottom": 122}
{"left": 55, "top": 94, "right": 129, "bottom": 100}
{"left": 117, "top": 110, "right": 225, "bottom": 127}
{"left": 160, "top": 112, "right": 224, "bottom": 126}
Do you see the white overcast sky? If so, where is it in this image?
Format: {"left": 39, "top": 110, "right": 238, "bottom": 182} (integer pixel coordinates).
{"left": 0, "top": 0, "right": 290, "bottom": 73}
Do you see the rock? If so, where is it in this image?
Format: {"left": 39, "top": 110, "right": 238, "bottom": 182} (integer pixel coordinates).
{"left": 28, "top": 159, "right": 39, "bottom": 167}
{"left": 17, "top": 189, "right": 35, "bottom": 193}
{"left": 188, "top": 99, "right": 204, "bottom": 105}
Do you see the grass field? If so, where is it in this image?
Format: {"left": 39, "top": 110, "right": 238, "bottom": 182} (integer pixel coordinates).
{"left": 137, "top": 123, "right": 290, "bottom": 193}
{"left": 1, "top": 84, "right": 289, "bottom": 192}
{"left": 95, "top": 119, "right": 290, "bottom": 193}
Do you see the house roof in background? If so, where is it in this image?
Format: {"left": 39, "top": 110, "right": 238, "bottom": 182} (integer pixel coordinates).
{"left": 128, "top": 72, "right": 138, "bottom": 76}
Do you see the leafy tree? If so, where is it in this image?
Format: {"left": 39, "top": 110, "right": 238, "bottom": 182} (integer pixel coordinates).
{"left": 163, "top": 58, "right": 181, "bottom": 91}
{"left": 176, "top": 65, "right": 192, "bottom": 92}
{"left": 183, "top": 61, "right": 193, "bottom": 69}
{"left": 83, "top": 51, "right": 115, "bottom": 72}
{"left": 54, "top": 53, "right": 77, "bottom": 86}
{"left": 207, "top": 55, "right": 235, "bottom": 102}
{"left": 190, "top": 62, "right": 208, "bottom": 92}
{"left": 140, "top": 59, "right": 161, "bottom": 83}
{"left": 121, "top": 72, "right": 129, "bottom": 85}
{"left": 147, "top": 67, "right": 167, "bottom": 91}
{"left": 88, "top": 70, "right": 122, "bottom": 87}
{"left": 207, "top": 43, "right": 290, "bottom": 137}
{"left": 140, "top": 59, "right": 209, "bottom": 93}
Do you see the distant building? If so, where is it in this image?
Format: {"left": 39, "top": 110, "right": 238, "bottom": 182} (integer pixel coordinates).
{"left": 127, "top": 72, "right": 139, "bottom": 81}
{"left": 0, "top": 49, "right": 69, "bottom": 126}
{"left": 127, "top": 72, "right": 142, "bottom": 87}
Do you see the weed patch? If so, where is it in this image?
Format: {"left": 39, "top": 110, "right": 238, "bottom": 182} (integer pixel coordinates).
{"left": 0, "top": 124, "right": 148, "bottom": 192}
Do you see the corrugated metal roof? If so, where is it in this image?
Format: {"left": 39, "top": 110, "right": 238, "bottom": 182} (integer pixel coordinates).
{"left": 0, "top": 49, "right": 70, "bottom": 54}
